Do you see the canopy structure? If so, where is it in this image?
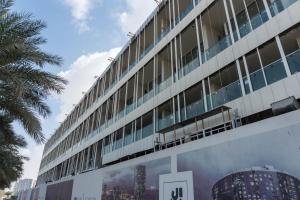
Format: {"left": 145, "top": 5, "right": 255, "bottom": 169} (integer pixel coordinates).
{"left": 155, "top": 105, "right": 232, "bottom": 147}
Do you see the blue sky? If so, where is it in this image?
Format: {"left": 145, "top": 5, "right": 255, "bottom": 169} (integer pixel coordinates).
{"left": 11, "top": 0, "right": 157, "bottom": 180}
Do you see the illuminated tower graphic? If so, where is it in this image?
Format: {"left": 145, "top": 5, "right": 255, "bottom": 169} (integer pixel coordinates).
{"left": 134, "top": 165, "right": 146, "bottom": 200}
{"left": 212, "top": 166, "right": 300, "bottom": 200}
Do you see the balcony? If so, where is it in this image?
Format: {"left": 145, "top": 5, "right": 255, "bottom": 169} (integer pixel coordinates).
{"left": 249, "top": 10, "right": 268, "bottom": 30}
{"left": 175, "top": 2, "right": 194, "bottom": 25}
{"left": 250, "top": 69, "right": 266, "bottom": 91}
{"left": 204, "top": 35, "right": 232, "bottom": 61}
{"left": 286, "top": 49, "right": 300, "bottom": 74}
{"left": 157, "top": 114, "right": 174, "bottom": 131}
{"left": 156, "top": 76, "right": 172, "bottom": 94}
{"left": 143, "top": 89, "right": 154, "bottom": 103}
{"left": 126, "top": 103, "right": 135, "bottom": 114}
{"left": 211, "top": 80, "right": 242, "bottom": 108}
{"left": 268, "top": 0, "right": 297, "bottom": 17}
{"left": 186, "top": 99, "right": 205, "bottom": 119}
{"left": 156, "top": 26, "right": 170, "bottom": 44}
{"left": 142, "top": 123, "right": 153, "bottom": 139}
{"left": 264, "top": 59, "right": 287, "bottom": 85}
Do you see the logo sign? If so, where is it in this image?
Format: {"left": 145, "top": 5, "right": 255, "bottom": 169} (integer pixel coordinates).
{"left": 159, "top": 171, "right": 194, "bottom": 200}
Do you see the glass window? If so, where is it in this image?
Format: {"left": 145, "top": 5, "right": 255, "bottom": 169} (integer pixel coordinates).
{"left": 103, "top": 136, "right": 111, "bottom": 155}
{"left": 156, "top": 2, "right": 171, "bottom": 43}
{"left": 126, "top": 77, "right": 136, "bottom": 114}
{"left": 245, "top": 50, "right": 266, "bottom": 91}
{"left": 142, "top": 111, "right": 153, "bottom": 138}
{"left": 185, "top": 83, "right": 205, "bottom": 119}
{"left": 120, "top": 48, "right": 129, "bottom": 78}
{"left": 239, "top": 58, "right": 251, "bottom": 94}
{"left": 179, "top": 22, "right": 200, "bottom": 76}
{"left": 156, "top": 44, "right": 173, "bottom": 93}
{"left": 129, "top": 38, "right": 137, "bottom": 70}
{"left": 245, "top": 0, "right": 268, "bottom": 29}
{"left": 201, "top": 0, "right": 232, "bottom": 60}
{"left": 267, "top": 0, "right": 297, "bottom": 16}
{"left": 156, "top": 100, "right": 174, "bottom": 131}
{"left": 258, "top": 39, "right": 287, "bottom": 84}
{"left": 124, "top": 122, "right": 134, "bottom": 146}
{"left": 210, "top": 63, "right": 242, "bottom": 107}
{"left": 136, "top": 69, "right": 143, "bottom": 107}
{"left": 230, "top": 0, "right": 252, "bottom": 38}
{"left": 113, "top": 129, "right": 123, "bottom": 150}
{"left": 135, "top": 117, "right": 142, "bottom": 141}
{"left": 143, "top": 59, "right": 154, "bottom": 103}
{"left": 174, "top": 0, "right": 194, "bottom": 24}
{"left": 279, "top": 24, "right": 300, "bottom": 74}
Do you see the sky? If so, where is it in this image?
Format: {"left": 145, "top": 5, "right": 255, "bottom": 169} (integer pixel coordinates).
{"left": 11, "top": 0, "right": 157, "bottom": 181}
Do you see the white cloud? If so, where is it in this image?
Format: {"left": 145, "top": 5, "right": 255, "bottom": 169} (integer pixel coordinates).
{"left": 118, "top": 0, "right": 157, "bottom": 34}
{"left": 63, "top": 0, "right": 102, "bottom": 32}
{"left": 56, "top": 47, "right": 121, "bottom": 122}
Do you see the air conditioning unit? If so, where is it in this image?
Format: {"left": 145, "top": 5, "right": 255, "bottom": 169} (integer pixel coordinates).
{"left": 271, "top": 96, "right": 300, "bottom": 116}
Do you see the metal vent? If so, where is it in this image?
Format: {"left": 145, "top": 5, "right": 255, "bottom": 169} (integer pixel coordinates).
{"left": 271, "top": 96, "right": 300, "bottom": 116}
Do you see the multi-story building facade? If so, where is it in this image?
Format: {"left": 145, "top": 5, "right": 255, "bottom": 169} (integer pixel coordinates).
{"left": 33, "top": 0, "right": 300, "bottom": 199}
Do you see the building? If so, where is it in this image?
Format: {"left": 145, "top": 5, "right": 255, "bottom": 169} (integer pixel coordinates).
{"left": 212, "top": 166, "right": 300, "bottom": 200}
{"left": 36, "top": 0, "right": 300, "bottom": 199}
{"left": 13, "top": 179, "right": 33, "bottom": 195}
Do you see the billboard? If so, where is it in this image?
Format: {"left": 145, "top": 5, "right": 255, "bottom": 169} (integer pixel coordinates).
{"left": 45, "top": 180, "right": 73, "bottom": 200}
{"left": 177, "top": 124, "right": 300, "bottom": 200}
{"left": 101, "top": 157, "right": 171, "bottom": 200}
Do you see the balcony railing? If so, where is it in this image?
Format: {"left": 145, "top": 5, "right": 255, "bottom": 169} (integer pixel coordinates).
{"left": 211, "top": 80, "right": 242, "bottom": 108}
{"left": 112, "top": 140, "right": 122, "bottom": 151}
{"left": 156, "top": 76, "right": 172, "bottom": 94}
{"left": 286, "top": 48, "right": 300, "bottom": 74}
{"left": 249, "top": 68, "right": 266, "bottom": 91}
{"left": 156, "top": 26, "right": 170, "bottom": 43}
{"left": 186, "top": 99, "right": 205, "bottom": 119}
{"left": 139, "top": 43, "right": 154, "bottom": 60}
{"left": 143, "top": 89, "right": 154, "bottom": 103}
{"left": 180, "top": 3, "right": 194, "bottom": 23}
{"left": 142, "top": 124, "right": 153, "bottom": 138}
{"left": 157, "top": 114, "right": 174, "bottom": 131}
{"left": 204, "top": 35, "right": 232, "bottom": 61}
{"left": 123, "top": 134, "right": 134, "bottom": 146}
{"left": 238, "top": 21, "right": 252, "bottom": 38}
{"left": 135, "top": 129, "right": 142, "bottom": 141}
{"left": 126, "top": 103, "right": 135, "bottom": 114}
{"left": 269, "top": 0, "right": 297, "bottom": 16}
{"left": 264, "top": 59, "right": 287, "bottom": 85}
{"left": 250, "top": 10, "right": 268, "bottom": 30}
{"left": 183, "top": 55, "right": 200, "bottom": 76}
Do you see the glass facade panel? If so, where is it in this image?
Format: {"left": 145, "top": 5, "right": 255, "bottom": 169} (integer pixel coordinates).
{"left": 201, "top": 0, "right": 232, "bottom": 61}
{"left": 157, "top": 100, "right": 174, "bottom": 131}
{"left": 124, "top": 122, "right": 134, "bottom": 146}
{"left": 185, "top": 83, "right": 205, "bottom": 119}
{"left": 259, "top": 39, "right": 287, "bottom": 84}
{"left": 113, "top": 129, "right": 123, "bottom": 151}
{"left": 156, "top": 44, "right": 173, "bottom": 93}
{"left": 267, "top": 0, "right": 297, "bottom": 16}
{"left": 210, "top": 63, "right": 242, "bottom": 108}
{"left": 245, "top": 50, "right": 266, "bottom": 91}
{"left": 142, "top": 111, "right": 153, "bottom": 138}
{"left": 280, "top": 24, "right": 300, "bottom": 74}
{"left": 245, "top": 0, "right": 268, "bottom": 30}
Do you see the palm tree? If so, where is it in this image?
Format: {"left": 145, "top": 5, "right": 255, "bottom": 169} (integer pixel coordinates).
{"left": 0, "top": 0, "right": 67, "bottom": 143}
{"left": 0, "top": 115, "right": 27, "bottom": 189}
